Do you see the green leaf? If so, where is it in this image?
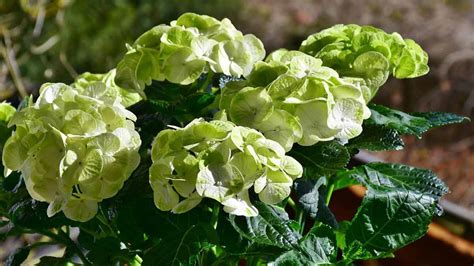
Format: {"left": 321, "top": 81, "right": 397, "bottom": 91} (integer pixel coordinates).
{"left": 344, "top": 188, "right": 435, "bottom": 260}
{"left": 347, "top": 125, "right": 404, "bottom": 151}
{"left": 37, "top": 256, "right": 72, "bottom": 266}
{"left": 295, "top": 178, "right": 338, "bottom": 228}
{"left": 86, "top": 237, "right": 122, "bottom": 265}
{"left": 367, "top": 104, "right": 469, "bottom": 138}
{"left": 141, "top": 208, "right": 218, "bottom": 266}
{"left": 412, "top": 111, "right": 470, "bottom": 127}
{"left": 290, "top": 141, "right": 350, "bottom": 178}
{"left": 229, "top": 201, "right": 301, "bottom": 249}
{"left": 337, "top": 162, "right": 448, "bottom": 201}
{"left": 366, "top": 104, "right": 430, "bottom": 137}
{"left": 295, "top": 178, "right": 325, "bottom": 219}
{"left": 273, "top": 224, "right": 337, "bottom": 265}
{"left": 9, "top": 199, "right": 77, "bottom": 230}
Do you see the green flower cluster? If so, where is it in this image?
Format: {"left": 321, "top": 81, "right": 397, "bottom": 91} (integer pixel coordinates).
{"left": 115, "top": 12, "right": 265, "bottom": 97}
{"left": 218, "top": 50, "right": 371, "bottom": 151}
{"left": 2, "top": 83, "right": 141, "bottom": 222}
{"left": 73, "top": 69, "right": 142, "bottom": 108}
{"left": 0, "top": 103, "right": 16, "bottom": 151}
{"left": 149, "top": 118, "right": 302, "bottom": 216}
{"left": 300, "top": 24, "right": 429, "bottom": 100}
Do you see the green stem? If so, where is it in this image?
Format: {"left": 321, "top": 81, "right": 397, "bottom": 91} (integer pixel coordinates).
{"left": 32, "top": 228, "right": 91, "bottom": 266}
{"left": 97, "top": 208, "right": 117, "bottom": 237}
{"left": 325, "top": 183, "right": 335, "bottom": 206}
{"left": 57, "top": 228, "right": 92, "bottom": 266}
{"left": 211, "top": 204, "right": 220, "bottom": 230}
{"left": 297, "top": 211, "right": 305, "bottom": 234}
{"left": 287, "top": 197, "right": 297, "bottom": 211}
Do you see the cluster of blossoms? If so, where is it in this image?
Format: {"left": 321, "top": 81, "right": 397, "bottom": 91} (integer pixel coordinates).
{"left": 73, "top": 69, "right": 142, "bottom": 108}
{"left": 2, "top": 82, "right": 141, "bottom": 221}
{"left": 115, "top": 13, "right": 265, "bottom": 97}
{"left": 149, "top": 118, "right": 302, "bottom": 216}
{"left": 300, "top": 24, "right": 429, "bottom": 100}
{"left": 218, "top": 50, "right": 371, "bottom": 151}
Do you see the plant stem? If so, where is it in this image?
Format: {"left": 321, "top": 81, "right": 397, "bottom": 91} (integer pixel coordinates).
{"left": 34, "top": 228, "right": 91, "bottom": 266}
{"left": 286, "top": 197, "right": 297, "bottom": 212}
{"left": 211, "top": 204, "right": 220, "bottom": 230}
{"left": 325, "top": 183, "right": 335, "bottom": 206}
{"left": 57, "top": 228, "right": 92, "bottom": 266}
{"left": 297, "top": 211, "right": 306, "bottom": 234}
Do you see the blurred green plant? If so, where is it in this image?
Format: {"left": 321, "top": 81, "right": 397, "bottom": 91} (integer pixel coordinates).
{"left": 0, "top": 0, "right": 241, "bottom": 101}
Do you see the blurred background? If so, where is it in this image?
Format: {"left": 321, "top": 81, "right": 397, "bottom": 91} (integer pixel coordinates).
{"left": 0, "top": 0, "right": 473, "bottom": 264}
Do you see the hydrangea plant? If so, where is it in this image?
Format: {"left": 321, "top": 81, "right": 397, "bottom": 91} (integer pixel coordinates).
{"left": 0, "top": 14, "right": 468, "bottom": 266}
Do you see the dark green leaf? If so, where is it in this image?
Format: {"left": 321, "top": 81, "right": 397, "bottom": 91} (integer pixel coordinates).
{"left": 295, "top": 179, "right": 325, "bottom": 219}
{"left": 141, "top": 207, "right": 218, "bottom": 266}
{"left": 273, "top": 224, "right": 337, "bottom": 265}
{"left": 290, "top": 141, "right": 350, "bottom": 178}
{"left": 2, "top": 172, "right": 22, "bottom": 192}
{"left": 367, "top": 104, "right": 469, "bottom": 138}
{"left": 338, "top": 163, "right": 448, "bottom": 201}
{"left": 412, "top": 111, "right": 470, "bottom": 127}
{"left": 344, "top": 188, "right": 435, "bottom": 260}
{"left": 9, "top": 199, "right": 78, "bottom": 229}
{"left": 347, "top": 125, "right": 404, "bottom": 151}
{"left": 366, "top": 104, "right": 430, "bottom": 137}
{"left": 229, "top": 201, "right": 301, "bottom": 250}
{"left": 295, "top": 178, "right": 337, "bottom": 228}
{"left": 86, "top": 237, "right": 122, "bottom": 265}
{"left": 37, "top": 256, "right": 72, "bottom": 266}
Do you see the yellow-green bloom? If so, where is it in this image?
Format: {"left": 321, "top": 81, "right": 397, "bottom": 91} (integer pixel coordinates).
{"left": 149, "top": 119, "right": 302, "bottom": 217}
{"left": 2, "top": 83, "right": 141, "bottom": 222}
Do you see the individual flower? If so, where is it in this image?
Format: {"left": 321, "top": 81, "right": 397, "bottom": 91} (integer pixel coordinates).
{"left": 2, "top": 83, "right": 141, "bottom": 222}
{"left": 300, "top": 24, "right": 429, "bottom": 100}
{"left": 149, "top": 118, "right": 302, "bottom": 217}
{"left": 115, "top": 13, "right": 265, "bottom": 98}
{"left": 218, "top": 50, "right": 371, "bottom": 151}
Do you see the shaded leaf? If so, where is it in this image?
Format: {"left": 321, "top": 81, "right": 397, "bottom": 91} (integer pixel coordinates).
{"left": 229, "top": 201, "right": 301, "bottom": 250}
{"left": 290, "top": 141, "right": 350, "bottom": 178}
{"left": 273, "top": 224, "right": 337, "bottom": 265}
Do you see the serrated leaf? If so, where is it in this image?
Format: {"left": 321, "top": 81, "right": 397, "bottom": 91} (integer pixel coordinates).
{"left": 412, "top": 111, "right": 470, "bottom": 127}
{"left": 229, "top": 201, "right": 301, "bottom": 250}
{"left": 366, "top": 104, "right": 430, "bottom": 137}
{"left": 338, "top": 162, "right": 448, "bottom": 201}
{"left": 272, "top": 224, "right": 337, "bottom": 265}
{"left": 344, "top": 188, "right": 435, "bottom": 260}
{"left": 347, "top": 125, "right": 404, "bottom": 151}
{"left": 367, "top": 104, "right": 468, "bottom": 138}
{"left": 290, "top": 141, "right": 350, "bottom": 178}
{"left": 141, "top": 208, "right": 218, "bottom": 266}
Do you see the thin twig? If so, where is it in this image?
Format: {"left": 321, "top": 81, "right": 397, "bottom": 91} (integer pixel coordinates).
{"left": 1, "top": 31, "right": 28, "bottom": 98}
